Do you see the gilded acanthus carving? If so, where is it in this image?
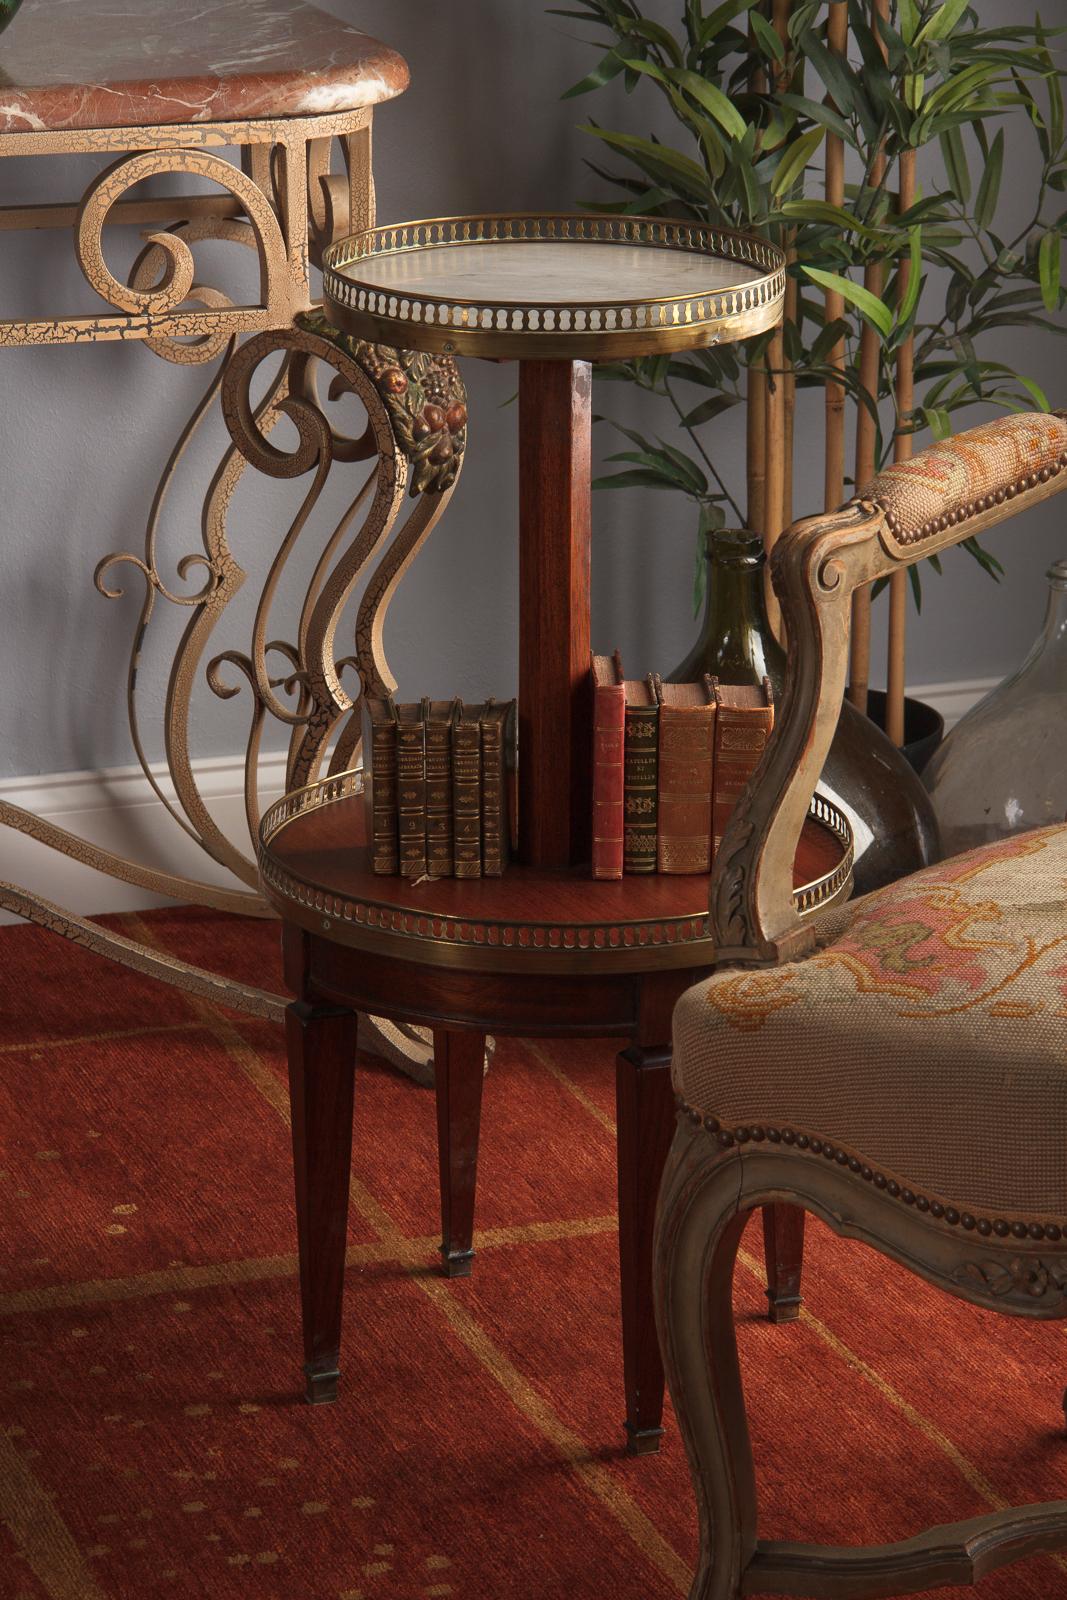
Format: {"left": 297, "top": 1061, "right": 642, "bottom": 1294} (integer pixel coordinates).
{"left": 298, "top": 308, "right": 467, "bottom": 494}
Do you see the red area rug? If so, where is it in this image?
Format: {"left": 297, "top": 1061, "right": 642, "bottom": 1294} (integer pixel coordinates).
{"left": 3, "top": 906, "right": 1067, "bottom": 1599}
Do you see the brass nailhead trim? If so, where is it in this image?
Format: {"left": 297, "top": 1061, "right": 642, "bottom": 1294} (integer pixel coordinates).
{"left": 674, "top": 1096, "right": 1067, "bottom": 1241}
{"left": 876, "top": 448, "right": 1067, "bottom": 547}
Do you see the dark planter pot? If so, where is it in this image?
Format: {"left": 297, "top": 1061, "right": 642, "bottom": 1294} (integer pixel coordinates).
{"left": 863, "top": 690, "right": 946, "bottom": 776}
{"left": 825, "top": 697, "right": 943, "bottom": 895}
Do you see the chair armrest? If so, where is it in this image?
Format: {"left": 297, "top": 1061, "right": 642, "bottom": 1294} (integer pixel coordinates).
{"left": 710, "top": 410, "right": 1067, "bottom": 966}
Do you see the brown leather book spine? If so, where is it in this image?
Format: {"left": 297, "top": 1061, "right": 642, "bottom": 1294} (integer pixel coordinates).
{"left": 396, "top": 704, "right": 427, "bottom": 880}
{"left": 591, "top": 652, "right": 625, "bottom": 880}
{"left": 712, "top": 680, "right": 775, "bottom": 864}
{"left": 656, "top": 694, "right": 716, "bottom": 876}
{"left": 623, "top": 696, "right": 658, "bottom": 874}
{"left": 452, "top": 703, "right": 482, "bottom": 879}
{"left": 481, "top": 703, "right": 510, "bottom": 878}
{"left": 365, "top": 696, "right": 399, "bottom": 875}
{"left": 425, "top": 702, "right": 454, "bottom": 878}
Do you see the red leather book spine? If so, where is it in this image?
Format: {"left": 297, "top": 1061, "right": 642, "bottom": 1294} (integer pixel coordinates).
{"left": 592, "top": 677, "right": 626, "bottom": 879}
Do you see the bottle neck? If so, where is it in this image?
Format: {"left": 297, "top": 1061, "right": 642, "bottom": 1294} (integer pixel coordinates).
{"left": 694, "top": 529, "right": 786, "bottom": 690}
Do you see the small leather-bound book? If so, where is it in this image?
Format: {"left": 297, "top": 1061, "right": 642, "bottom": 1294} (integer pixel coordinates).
{"left": 451, "top": 701, "right": 483, "bottom": 879}
{"left": 712, "top": 678, "right": 774, "bottom": 864}
{"left": 480, "top": 699, "right": 512, "bottom": 877}
{"left": 396, "top": 701, "right": 427, "bottom": 880}
{"left": 425, "top": 699, "right": 455, "bottom": 878}
{"left": 364, "top": 695, "right": 400, "bottom": 875}
{"left": 623, "top": 673, "right": 659, "bottom": 874}
{"left": 591, "top": 650, "right": 626, "bottom": 880}
{"left": 655, "top": 674, "right": 718, "bottom": 875}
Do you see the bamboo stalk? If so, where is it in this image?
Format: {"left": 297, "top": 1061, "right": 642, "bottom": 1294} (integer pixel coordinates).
{"left": 824, "top": 2, "right": 848, "bottom": 513}
{"left": 764, "top": 325, "right": 786, "bottom": 639}
{"left": 783, "top": 265, "right": 797, "bottom": 532}
{"left": 761, "top": 0, "right": 794, "bottom": 639}
{"left": 886, "top": 145, "right": 917, "bottom": 748}
{"left": 746, "top": 25, "right": 769, "bottom": 541}
{"left": 848, "top": 0, "right": 890, "bottom": 715}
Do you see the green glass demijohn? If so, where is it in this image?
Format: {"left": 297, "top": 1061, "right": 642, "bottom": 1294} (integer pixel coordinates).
{"left": 0, "top": 0, "right": 24, "bottom": 35}
{"left": 669, "top": 525, "right": 941, "bottom": 894}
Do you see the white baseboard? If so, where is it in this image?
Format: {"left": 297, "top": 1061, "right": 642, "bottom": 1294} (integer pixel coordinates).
{"left": 0, "top": 750, "right": 288, "bottom": 924}
{"left": 908, "top": 677, "right": 996, "bottom": 731}
{"left": 0, "top": 677, "right": 992, "bottom": 923}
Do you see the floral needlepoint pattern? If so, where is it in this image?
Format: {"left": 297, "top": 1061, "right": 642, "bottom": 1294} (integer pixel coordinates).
{"left": 673, "top": 823, "right": 1067, "bottom": 1215}
{"left": 704, "top": 968, "right": 800, "bottom": 1032}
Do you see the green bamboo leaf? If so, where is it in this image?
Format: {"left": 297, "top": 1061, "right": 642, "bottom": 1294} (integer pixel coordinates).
{"left": 797, "top": 28, "right": 856, "bottom": 116}
{"left": 779, "top": 93, "right": 853, "bottom": 145}
{"left": 915, "top": 0, "right": 974, "bottom": 46}
{"left": 896, "top": 226, "right": 924, "bottom": 331}
{"left": 562, "top": 49, "right": 626, "bottom": 99}
{"left": 801, "top": 265, "right": 894, "bottom": 337}
{"left": 899, "top": 0, "right": 921, "bottom": 46}
{"left": 578, "top": 124, "right": 713, "bottom": 199}
{"left": 592, "top": 470, "right": 693, "bottom": 491}
{"left": 939, "top": 126, "right": 971, "bottom": 203}
{"left": 698, "top": 0, "right": 760, "bottom": 47}
{"left": 750, "top": 9, "right": 785, "bottom": 62}
{"left": 1039, "top": 228, "right": 1062, "bottom": 312}
{"left": 771, "top": 126, "right": 825, "bottom": 196}
{"left": 629, "top": 18, "right": 685, "bottom": 64}
{"left": 681, "top": 394, "right": 740, "bottom": 427}
{"left": 665, "top": 68, "right": 749, "bottom": 140}
{"left": 1015, "top": 369, "right": 1052, "bottom": 411}
{"left": 973, "top": 128, "right": 1004, "bottom": 228}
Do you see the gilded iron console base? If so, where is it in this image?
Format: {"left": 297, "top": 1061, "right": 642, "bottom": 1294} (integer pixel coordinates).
{"left": 0, "top": 110, "right": 468, "bottom": 1086}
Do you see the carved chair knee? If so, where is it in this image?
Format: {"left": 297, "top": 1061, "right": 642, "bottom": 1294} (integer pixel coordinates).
{"left": 658, "top": 411, "right": 1067, "bottom": 1599}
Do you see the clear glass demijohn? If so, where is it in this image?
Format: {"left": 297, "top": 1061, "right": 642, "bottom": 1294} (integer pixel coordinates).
{"left": 923, "top": 557, "right": 1067, "bottom": 855}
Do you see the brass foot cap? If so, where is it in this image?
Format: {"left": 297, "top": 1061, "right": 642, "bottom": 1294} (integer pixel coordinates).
{"left": 440, "top": 1246, "right": 475, "bottom": 1280}
{"left": 304, "top": 1366, "right": 340, "bottom": 1405}
{"left": 624, "top": 1422, "right": 664, "bottom": 1457}
{"left": 765, "top": 1291, "right": 802, "bottom": 1324}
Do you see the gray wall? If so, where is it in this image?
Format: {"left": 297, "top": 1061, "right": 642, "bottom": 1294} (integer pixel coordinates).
{"left": 0, "top": 0, "right": 1062, "bottom": 780}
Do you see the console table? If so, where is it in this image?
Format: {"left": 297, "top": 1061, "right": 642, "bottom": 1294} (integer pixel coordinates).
{"left": 0, "top": 0, "right": 443, "bottom": 1077}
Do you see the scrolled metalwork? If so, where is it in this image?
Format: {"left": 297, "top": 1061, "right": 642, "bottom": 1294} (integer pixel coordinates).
{"left": 75, "top": 148, "right": 291, "bottom": 350}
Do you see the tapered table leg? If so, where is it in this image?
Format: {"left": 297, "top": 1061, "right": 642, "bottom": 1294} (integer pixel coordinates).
{"left": 763, "top": 1203, "right": 806, "bottom": 1323}
{"left": 286, "top": 999, "right": 359, "bottom": 1404}
{"left": 616, "top": 971, "right": 699, "bottom": 1454}
{"left": 434, "top": 1029, "right": 487, "bottom": 1279}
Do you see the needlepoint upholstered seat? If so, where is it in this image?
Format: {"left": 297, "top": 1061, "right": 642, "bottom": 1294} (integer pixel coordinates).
{"left": 656, "top": 410, "right": 1067, "bottom": 1600}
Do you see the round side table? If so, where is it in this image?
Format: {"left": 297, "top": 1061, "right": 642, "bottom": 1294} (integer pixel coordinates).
{"left": 262, "top": 214, "right": 852, "bottom": 1452}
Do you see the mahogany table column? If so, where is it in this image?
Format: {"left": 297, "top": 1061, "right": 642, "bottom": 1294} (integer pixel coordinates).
{"left": 517, "top": 360, "right": 593, "bottom": 869}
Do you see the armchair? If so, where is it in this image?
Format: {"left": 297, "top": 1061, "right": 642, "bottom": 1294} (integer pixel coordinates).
{"left": 656, "top": 410, "right": 1067, "bottom": 1599}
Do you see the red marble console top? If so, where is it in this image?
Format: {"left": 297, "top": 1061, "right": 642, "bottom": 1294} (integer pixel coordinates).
{"left": 0, "top": 0, "right": 409, "bottom": 134}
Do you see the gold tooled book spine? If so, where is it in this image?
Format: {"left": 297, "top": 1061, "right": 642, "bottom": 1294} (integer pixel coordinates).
{"left": 396, "top": 706, "right": 427, "bottom": 880}
{"left": 425, "top": 704, "right": 454, "bottom": 878}
{"left": 367, "top": 698, "right": 399, "bottom": 875}
{"left": 480, "top": 704, "right": 510, "bottom": 878}
{"left": 656, "top": 704, "right": 716, "bottom": 875}
{"left": 623, "top": 702, "right": 658, "bottom": 873}
{"left": 452, "top": 705, "right": 482, "bottom": 879}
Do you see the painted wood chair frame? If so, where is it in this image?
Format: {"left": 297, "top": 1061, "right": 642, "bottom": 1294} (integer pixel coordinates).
{"left": 655, "top": 409, "right": 1067, "bottom": 1599}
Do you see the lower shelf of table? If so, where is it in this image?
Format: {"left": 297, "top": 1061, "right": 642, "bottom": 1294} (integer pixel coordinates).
{"left": 258, "top": 772, "right": 852, "bottom": 976}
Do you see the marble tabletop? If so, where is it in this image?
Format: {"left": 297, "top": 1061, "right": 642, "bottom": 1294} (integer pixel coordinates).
{"left": 0, "top": 0, "right": 409, "bottom": 135}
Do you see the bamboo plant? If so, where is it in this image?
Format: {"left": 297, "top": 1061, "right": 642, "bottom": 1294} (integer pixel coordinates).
{"left": 556, "top": 0, "right": 1067, "bottom": 742}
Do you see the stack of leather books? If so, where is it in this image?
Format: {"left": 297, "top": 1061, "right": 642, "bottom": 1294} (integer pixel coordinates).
{"left": 364, "top": 697, "right": 514, "bottom": 879}
{"left": 590, "top": 651, "right": 774, "bottom": 879}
